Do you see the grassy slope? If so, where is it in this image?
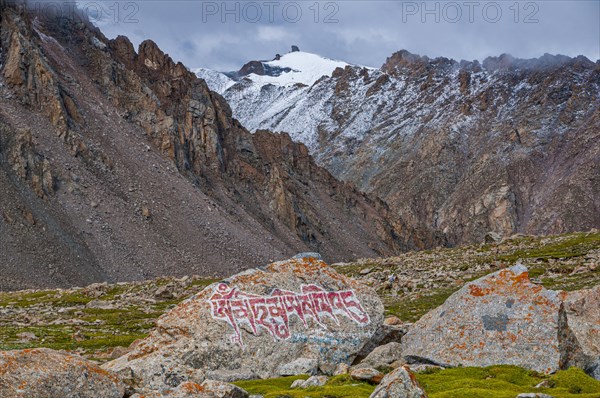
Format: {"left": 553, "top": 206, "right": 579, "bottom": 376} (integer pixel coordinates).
{"left": 0, "top": 278, "right": 217, "bottom": 359}
{"left": 336, "top": 231, "right": 600, "bottom": 322}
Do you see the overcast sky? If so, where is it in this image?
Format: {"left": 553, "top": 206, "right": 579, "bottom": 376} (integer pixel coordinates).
{"left": 75, "top": 0, "right": 600, "bottom": 71}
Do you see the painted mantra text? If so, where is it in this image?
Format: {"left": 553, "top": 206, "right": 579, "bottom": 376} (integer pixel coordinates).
{"left": 209, "top": 283, "right": 370, "bottom": 347}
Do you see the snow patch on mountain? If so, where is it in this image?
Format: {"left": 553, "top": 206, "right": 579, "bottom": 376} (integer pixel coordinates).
{"left": 194, "top": 67, "right": 235, "bottom": 93}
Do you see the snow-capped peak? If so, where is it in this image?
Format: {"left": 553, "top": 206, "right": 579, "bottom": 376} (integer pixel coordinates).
{"left": 246, "top": 51, "right": 350, "bottom": 87}
{"left": 194, "top": 50, "right": 356, "bottom": 94}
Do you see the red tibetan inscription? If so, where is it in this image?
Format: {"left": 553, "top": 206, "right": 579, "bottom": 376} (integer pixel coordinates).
{"left": 208, "top": 283, "right": 371, "bottom": 347}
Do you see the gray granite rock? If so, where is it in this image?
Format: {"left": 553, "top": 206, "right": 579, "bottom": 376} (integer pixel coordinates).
{"left": 563, "top": 286, "right": 600, "bottom": 379}
{"left": 105, "top": 257, "right": 383, "bottom": 391}
{"left": 358, "top": 342, "right": 403, "bottom": 369}
{"left": 401, "top": 264, "right": 569, "bottom": 374}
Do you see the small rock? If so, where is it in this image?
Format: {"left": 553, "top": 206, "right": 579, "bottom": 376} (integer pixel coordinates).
{"left": 360, "top": 268, "right": 373, "bottom": 275}
{"left": 16, "top": 332, "right": 37, "bottom": 342}
{"left": 358, "top": 342, "right": 403, "bottom": 369}
{"left": 142, "top": 206, "right": 152, "bottom": 219}
{"left": 72, "top": 330, "right": 87, "bottom": 342}
{"left": 277, "top": 358, "right": 319, "bottom": 376}
{"left": 350, "top": 367, "right": 384, "bottom": 384}
{"left": 333, "top": 363, "right": 350, "bottom": 375}
{"left": 570, "top": 266, "right": 588, "bottom": 275}
{"left": 484, "top": 231, "right": 502, "bottom": 243}
{"left": 291, "top": 375, "right": 328, "bottom": 388}
{"left": 154, "top": 284, "right": 175, "bottom": 299}
{"left": 357, "top": 324, "right": 407, "bottom": 360}
{"left": 384, "top": 316, "right": 402, "bottom": 326}
{"left": 516, "top": 394, "right": 555, "bottom": 398}
{"left": 86, "top": 300, "right": 116, "bottom": 309}
{"left": 369, "top": 366, "right": 427, "bottom": 398}
{"left": 534, "top": 380, "right": 553, "bottom": 389}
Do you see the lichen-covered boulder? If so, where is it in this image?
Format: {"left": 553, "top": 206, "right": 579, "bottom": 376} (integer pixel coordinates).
{"left": 369, "top": 366, "right": 427, "bottom": 398}
{"left": 401, "top": 264, "right": 570, "bottom": 373}
{"left": 564, "top": 286, "right": 600, "bottom": 379}
{"left": 105, "top": 256, "right": 383, "bottom": 391}
{"left": 0, "top": 348, "right": 125, "bottom": 398}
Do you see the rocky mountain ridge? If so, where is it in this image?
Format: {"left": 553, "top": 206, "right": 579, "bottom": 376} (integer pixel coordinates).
{"left": 200, "top": 49, "right": 600, "bottom": 246}
{"left": 0, "top": 4, "right": 427, "bottom": 290}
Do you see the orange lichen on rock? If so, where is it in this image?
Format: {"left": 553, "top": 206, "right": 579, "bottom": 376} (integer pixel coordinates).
{"left": 179, "top": 381, "right": 205, "bottom": 393}
{"left": 0, "top": 348, "right": 126, "bottom": 397}
{"left": 468, "top": 284, "right": 488, "bottom": 297}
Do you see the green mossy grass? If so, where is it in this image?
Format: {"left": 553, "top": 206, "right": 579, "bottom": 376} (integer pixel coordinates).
{"left": 416, "top": 366, "right": 600, "bottom": 398}
{"left": 234, "top": 374, "right": 376, "bottom": 398}
{"left": 0, "top": 278, "right": 219, "bottom": 356}
{"left": 234, "top": 367, "right": 600, "bottom": 398}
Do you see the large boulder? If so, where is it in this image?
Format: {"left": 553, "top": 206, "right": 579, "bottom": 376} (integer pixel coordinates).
{"left": 563, "top": 286, "right": 600, "bottom": 379}
{"left": 0, "top": 348, "right": 125, "bottom": 398}
{"left": 401, "top": 264, "right": 571, "bottom": 373}
{"left": 401, "top": 264, "right": 600, "bottom": 379}
{"left": 369, "top": 366, "right": 427, "bottom": 398}
{"left": 105, "top": 256, "right": 383, "bottom": 391}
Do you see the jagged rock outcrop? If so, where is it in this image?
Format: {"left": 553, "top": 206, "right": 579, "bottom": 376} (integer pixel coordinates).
{"left": 401, "top": 264, "right": 600, "bottom": 379}
{"left": 0, "top": 3, "right": 425, "bottom": 290}
{"left": 205, "top": 49, "right": 600, "bottom": 245}
{"left": 104, "top": 256, "right": 384, "bottom": 392}
{"left": 0, "top": 348, "right": 125, "bottom": 398}
{"left": 1, "top": 123, "right": 55, "bottom": 199}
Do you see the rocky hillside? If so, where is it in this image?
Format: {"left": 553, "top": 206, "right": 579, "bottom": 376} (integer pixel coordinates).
{"left": 0, "top": 4, "right": 428, "bottom": 290}
{"left": 1, "top": 231, "right": 597, "bottom": 361}
{"left": 202, "top": 49, "right": 600, "bottom": 246}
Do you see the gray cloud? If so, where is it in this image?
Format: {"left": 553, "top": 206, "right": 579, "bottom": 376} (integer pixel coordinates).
{"left": 74, "top": 0, "right": 599, "bottom": 71}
